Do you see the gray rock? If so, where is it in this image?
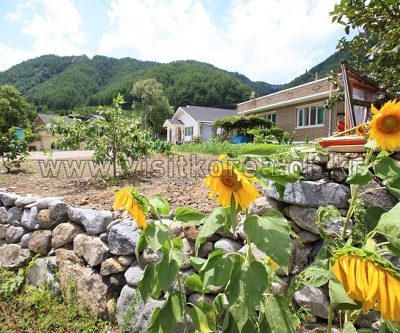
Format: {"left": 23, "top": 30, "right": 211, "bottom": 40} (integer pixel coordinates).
{"left": 0, "top": 192, "right": 21, "bottom": 206}
{"left": 116, "top": 285, "right": 142, "bottom": 326}
{"left": 169, "top": 221, "right": 183, "bottom": 238}
{"left": 68, "top": 207, "right": 113, "bottom": 235}
{"left": 52, "top": 222, "right": 83, "bottom": 248}
{"left": 360, "top": 179, "right": 398, "bottom": 211}
{"left": 0, "top": 207, "right": 7, "bottom": 223}
{"left": 294, "top": 285, "right": 329, "bottom": 319}
{"left": 303, "top": 153, "right": 329, "bottom": 165}
{"left": 6, "top": 225, "right": 26, "bottom": 243}
{"left": 20, "top": 232, "right": 32, "bottom": 248}
{"left": 187, "top": 293, "right": 215, "bottom": 306}
{"left": 26, "top": 257, "right": 59, "bottom": 293}
{"left": 106, "top": 219, "right": 122, "bottom": 232}
{"left": 7, "top": 207, "right": 23, "bottom": 224}
{"left": 21, "top": 207, "right": 40, "bottom": 230}
{"left": 330, "top": 169, "right": 347, "bottom": 182}
{"left": 0, "top": 224, "right": 9, "bottom": 239}
{"left": 0, "top": 244, "right": 32, "bottom": 270}
{"left": 28, "top": 230, "right": 52, "bottom": 255}
{"left": 48, "top": 200, "right": 69, "bottom": 223}
{"left": 100, "top": 257, "right": 127, "bottom": 276}
{"left": 198, "top": 241, "right": 214, "bottom": 258}
{"left": 108, "top": 220, "right": 140, "bottom": 255}
{"left": 15, "top": 196, "right": 40, "bottom": 207}
{"left": 182, "top": 238, "right": 194, "bottom": 269}
{"left": 118, "top": 255, "right": 134, "bottom": 266}
{"left": 266, "top": 180, "right": 350, "bottom": 208}
{"left": 99, "top": 232, "right": 108, "bottom": 243}
{"left": 270, "top": 276, "right": 291, "bottom": 295}
{"left": 38, "top": 209, "right": 56, "bottom": 229}
{"left": 300, "top": 163, "right": 325, "bottom": 181}
{"left": 290, "top": 239, "right": 312, "bottom": 275}
{"left": 356, "top": 310, "right": 381, "bottom": 329}
{"left": 248, "top": 196, "right": 280, "bottom": 216}
{"left": 239, "top": 244, "right": 267, "bottom": 262}
{"left": 139, "top": 248, "right": 162, "bottom": 267}
{"left": 214, "top": 238, "right": 242, "bottom": 253}
{"left": 55, "top": 248, "right": 114, "bottom": 320}
{"left": 297, "top": 230, "right": 321, "bottom": 244}
{"left": 133, "top": 298, "right": 166, "bottom": 332}
{"left": 26, "top": 196, "right": 62, "bottom": 210}
{"left": 73, "top": 234, "right": 110, "bottom": 267}
{"left": 124, "top": 265, "right": 144, "bottom": 286}
{"left": 289, "top": 205, "right": 319, "bottom": 234}
{"left": 108, "top": 273, "right": 126, "bottom": 290}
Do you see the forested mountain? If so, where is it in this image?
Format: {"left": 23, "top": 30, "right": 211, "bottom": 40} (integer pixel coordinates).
{"left": 0, "top": 50, "right": 351, "bottom": 114}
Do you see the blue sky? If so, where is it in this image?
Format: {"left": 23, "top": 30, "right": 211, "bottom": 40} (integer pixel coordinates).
{"left": 0, "top": 0, "right": 346, "bottom": 83}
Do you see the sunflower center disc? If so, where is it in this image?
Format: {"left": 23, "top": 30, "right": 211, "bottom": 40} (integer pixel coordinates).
{"left": 220, "top": 170, "right": 242, "bottom": 190}
{"left": 381, "top": 115, "right": 400, "bottom": 133}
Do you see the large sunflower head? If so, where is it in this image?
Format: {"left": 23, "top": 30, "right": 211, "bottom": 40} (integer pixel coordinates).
{"left": 332, "top": 247, "right": 400, "bottom": 321}
{"left": 204, "top": 155, "right": 260, "bottom": 210}
{"left": 113, "top": 187, "right": 148, "bottom": 229}
{"left": 369, "top": 100, "right": 400, "bottom": 151}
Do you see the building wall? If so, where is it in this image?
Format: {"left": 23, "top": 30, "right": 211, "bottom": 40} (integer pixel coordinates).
{"left": 257, "top": 99, "right": 345, "bottom": 141}
{"left": 238, "top": 78, "right": 331, "bottom": 113}
{"left": 200, "top": 124, "right": 213, "bottom": 140}
{"left": 173, "top": 109, "right": 198, "bottom": 141}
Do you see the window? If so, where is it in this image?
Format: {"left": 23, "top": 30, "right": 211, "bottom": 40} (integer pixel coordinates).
{"left": 265, "top": 112, "right": 276, "bottom": 123}
{"left": 184, "top": 127, "right": 193, "bottom": 136}
{"left": 297, "top": 105, "right": 325, "bottom": 127}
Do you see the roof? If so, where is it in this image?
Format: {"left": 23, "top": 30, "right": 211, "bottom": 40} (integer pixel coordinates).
{"left": 180, "top": 105, "right": 237, "bottom": 122}
{"left": 36, "top": 113, "right": 74, "bottom": 125}
{"left": 165, "top": 119, "right": 183, "bottom": 125}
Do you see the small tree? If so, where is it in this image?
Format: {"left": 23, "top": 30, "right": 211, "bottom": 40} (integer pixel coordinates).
{"left": 214, "top": 115, "right": 274, "bottom": 136}
{"left": 131, "top": 78, "right": 173, "bottom": 133}
{"left": 0, "top": 85, "right": 35, "bottom": 172}
{"left": 48, "top": 94, "right": 153, "bottom": 178}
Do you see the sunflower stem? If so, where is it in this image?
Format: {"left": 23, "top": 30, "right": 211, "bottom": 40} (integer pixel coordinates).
{"left": 327, "top": 306, "right": 334, "bottom": 333}
{"left": 176, "top": 271, "right": 189, "bottom": 333}
{"left": 341, "top": 150, "right": 373, "bottom": 240}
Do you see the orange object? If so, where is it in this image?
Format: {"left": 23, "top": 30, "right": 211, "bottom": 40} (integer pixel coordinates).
{"left": 319, "top": 136, "right": 365, "bottom": 147}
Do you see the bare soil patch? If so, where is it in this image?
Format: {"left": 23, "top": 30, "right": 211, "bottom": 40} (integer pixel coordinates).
{"left": 0, "top": 152, "right": 219, "bottom": 214}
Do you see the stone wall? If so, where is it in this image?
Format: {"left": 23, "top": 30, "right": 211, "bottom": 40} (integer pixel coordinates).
{"left": 0, "top": 152, "right": 398, "bottom": 332}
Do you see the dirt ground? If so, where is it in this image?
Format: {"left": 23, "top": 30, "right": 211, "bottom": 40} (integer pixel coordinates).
{"left": 0, "top": 152, "right": 220, "bottom": 214}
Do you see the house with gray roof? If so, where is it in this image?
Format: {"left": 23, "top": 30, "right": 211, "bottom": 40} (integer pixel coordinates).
{"left": 163, "top": 106, "right": 237, "bottom": 143}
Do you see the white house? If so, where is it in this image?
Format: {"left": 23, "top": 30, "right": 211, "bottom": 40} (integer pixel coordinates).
{"left": 163, "top": 105, "right": 237, "bottom": 143}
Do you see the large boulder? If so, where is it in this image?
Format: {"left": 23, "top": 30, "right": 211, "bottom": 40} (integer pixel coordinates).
{"left": 28, "top": 230, "right": 52, "bottom": 255}
{"left": 68, "top": 207, "right": 113, "bottom": 235}
{"left": 0, "top": 192, "right": 21, "bottom": 206}
{"left": 6, "top": 225, "right": 26, "bottom": 243}
{"left": 55, "top": 248, "right": 114, "bottom": 320}
{"left": 21, "top": 207, "right": 40, "bottom": 230}
{"left": 52, "top": 222, "right": 83, "bottom": 248}
{"left": 73, "top": 234, "right": 110, "bottom": 267}
{"left": 360, "top": 179, "right": 398, "bottom": 211}
{"left": 266, "top": 181, "right": 350, "bottom": 208}
{"left": 124, "top": 264, "right": 144, "bottom": 287}
{"left": 48, "top": 200, "right": 69, "bottom": 224}
{"left": 248, "top": 196, "right": 280, "bottom": 216}
{"left": 7, "top": 207, "right": 23, "bottom": 224}
{"left": 0, "top": 244, "right": 32, "bottom": 270}
{"left": 26, "top": 257, "right": 59, "bottom": 293}
{"left": 26, "top": 196, "right": 62, "bottom": 210}
{"left": 288, "top": 205, "right": 319, "bottom": 234}
{"left": 294, "top": 285, "right": 329, "bottom": 319}
{"left": 15, "top": 195, "right": 40, "bottom": 207}
{"left": 108, "top": 220, "right": 140, "bottom": 255}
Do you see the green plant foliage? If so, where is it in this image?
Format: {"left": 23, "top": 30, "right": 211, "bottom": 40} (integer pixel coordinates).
{"left": 48, "top": 94, "right": 153, "bottom": 177}
{"left": 373, "top": 203, "right": 400, "bottom": 252}
{"left": 243, "top": 211, "right": 292, "bottom": 274}
{"left": 189, "top": 301, "right": 217, "bottom": 333}
{"left": 0, "top": 85, "right": 36, "bottom": 172}
{"left": 174, "top": 207, "right": 206, "bottom": 223}
{"left": 214, "top": 115, "right": 273, "bottom": 135}
{"left": 330, "top": 0, "right": 400, "bottom": 96}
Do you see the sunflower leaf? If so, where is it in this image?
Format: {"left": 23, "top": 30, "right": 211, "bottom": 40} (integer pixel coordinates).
{"left": 149, "top": 194, "right": 170, "bottom": 216}
{"left": 175, "top": 207, "right": 206, "bottom": 224}
{"left": 239, "top": 144, "right": 280, "bottom": 157}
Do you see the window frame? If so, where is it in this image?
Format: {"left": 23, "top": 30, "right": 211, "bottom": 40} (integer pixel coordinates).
{"left": 264, "top": 111, "right": 277, "bottom": 123}
{"left": 184, "top": 126, "right": 193, "bottom": 136}
{"left": 296, "top": 104, "right": 325, "bottom": 128}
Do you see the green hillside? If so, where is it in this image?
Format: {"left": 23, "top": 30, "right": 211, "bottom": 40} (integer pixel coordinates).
{"left": 0, "top": 56, "right": 279, "bottom": 112}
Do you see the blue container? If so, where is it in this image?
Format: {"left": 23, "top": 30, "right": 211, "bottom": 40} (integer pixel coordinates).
{"left": 231, "top": 135, "right": 252, "bottom": 144}
{"left": 15, "top": 127, "right": 25, "bottom": 139}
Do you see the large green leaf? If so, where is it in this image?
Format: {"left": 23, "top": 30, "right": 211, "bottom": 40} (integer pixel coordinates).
{"left": 200, "top": 250, "right": 236, "bottom": 288}
{"left": 137, "top": 263, "right": 160, "bottom": 302}
{"left": 328, "top": 277, "right": 359, "bottom": 310}
{"left": 373, "top": 203, "right": 400, "bottom": 252}
{"left": 184, "top": 274, "right": 204, "bottom": 293}
{"left": 243, "top": 210, "right": 291, "bottom": 274}
{"left": 175, "top": 207, "right": 206, "bottom": 223}
{"left": 239, "top": 144, "right": 280, "bottom": 157}
{"left": 295, "top": 259, "right": 330, "bottom": 288}
{"left": 149, "top": 194, "right": 171, "bottom": 216}
{"left": 144, "top": 222, "right": 169, "bottom": 252}
{"left": 148, "top": 292, "right": 185, "bottom": 333}
{"left": 387, "top": 178, "right": 400, "bottom": 199}
{"left": 228, "top": 260, "right": 269, "bottom": 333}
{"left": 260, "top": 295, "right": 300, "bottom": 333}
{"left": 347, "top": 163, "right": 373, "bottom": 185}
{"left": 156, "top": 237, "right": 184, "bottom": 291}
{"left": 189, "top": 302, "right": 217, "bottom": 333}
{"left": 374, "top": 156, "right": 400, "bottom": 183}
{"left": 195, "top": 207, "right": 226, "bottom": 255}
{"left": 342, "top": 322, "right": 357, "bottom": 333}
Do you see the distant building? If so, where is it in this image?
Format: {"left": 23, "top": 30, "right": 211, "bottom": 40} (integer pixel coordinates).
{"left": 29, "top": 113, "right": 73, "bottom": 150}
{"left": 163, "top": 106, "right": 237, "bottom": 144}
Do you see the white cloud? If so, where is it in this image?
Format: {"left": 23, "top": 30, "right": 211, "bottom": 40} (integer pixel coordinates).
{"left": 0, "top": 0, "right": 85, "bottom": 71}
{"left": 99, "top": 0, "right": 343, "bottom": 83}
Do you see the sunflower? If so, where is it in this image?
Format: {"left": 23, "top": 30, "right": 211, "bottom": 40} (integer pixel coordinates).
{"left": 113, "top": 187, "right": 148, "bottom": 228}
{"left": 204, "top": 156, "right": 260, "bottom": 210}
{"left": 355, "top": 123, "right": 368, "bottom": 139}
{"left": 369, "top": 100, "right": 400, "bottom": 151}
{"left": 332, "top": 254, "right": 400, "bottom": 321}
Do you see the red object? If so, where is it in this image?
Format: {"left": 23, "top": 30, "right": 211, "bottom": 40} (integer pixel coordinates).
{"left": 336, "top": 119, "right": 345, "bottom": 132}
{"left": 319, "top": 136, "right": 365, "bottom": 147}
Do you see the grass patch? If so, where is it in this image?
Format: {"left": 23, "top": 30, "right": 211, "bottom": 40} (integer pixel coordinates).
{"left": 0, "top": 268, "right": 112, "bottom": 333}
{"left": 172, "top": 139, "right": 253, "bottom": 157}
